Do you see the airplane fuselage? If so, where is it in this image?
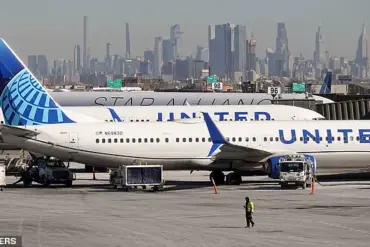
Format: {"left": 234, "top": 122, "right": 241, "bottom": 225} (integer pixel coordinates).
{"left": 2, "top": 120, "right": 370, "bottom": 172}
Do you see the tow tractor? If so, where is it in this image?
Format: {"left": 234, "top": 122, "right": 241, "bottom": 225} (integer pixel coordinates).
{"left": 22, "top": 157, "right": 75, "bottom": 187}
{"left": 278, "top": 154, "right": 313, "bottom": 189}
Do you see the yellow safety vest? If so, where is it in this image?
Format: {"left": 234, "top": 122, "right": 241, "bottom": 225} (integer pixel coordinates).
{"left": 247, "top": 201, "right": 254, "bottom": 213}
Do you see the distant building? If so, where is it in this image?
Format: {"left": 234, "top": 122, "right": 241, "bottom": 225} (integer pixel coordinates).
{"left": 153, "top": 37, "right": 163, "bottom": 77}
{"left": 27, "top": 55, "right": 38, "bottom": 76}
{"left": 175, "top": 58, "right": 192, "bottom": 81}
{"left": 162, "top": 39, "right": 173, "bottom": 65}
{"left": 37, "top": 55, "right": 48, "bottom": 78}
{"left": 196, "top": 46, "right": 209, "bottom": 63}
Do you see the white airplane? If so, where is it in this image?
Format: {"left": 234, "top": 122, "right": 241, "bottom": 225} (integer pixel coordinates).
{"left": 19, "top": 105, "right": 323, "bottom": 123}
{"left": 0, "top": 39, "right": 369, "bottom": 186}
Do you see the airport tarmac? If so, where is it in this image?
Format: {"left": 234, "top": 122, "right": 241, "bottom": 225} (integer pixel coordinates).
{"left": 1, "top": 171, "right": 370, "bottom": 247}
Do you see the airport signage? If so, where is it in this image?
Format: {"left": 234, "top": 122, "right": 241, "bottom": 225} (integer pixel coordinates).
{"left": 206, "top": 75, "right": 217, "bottom": 84}
{"left": 267, "top": 87, "right": 281, "bottom": 95}
{"left": 212, "top": 82, "right": 223, "bottom": 90}
{"left": 156, "top": 111, "right": 271, "bottom": 121}
{"left": 107, "top": 79, "right": 122, "bottom": 88}
{"left": 292, "top": 82, "right": 306, "bottom": 92}
{"left": 279, "top": 128, "right": 370, "bottom": 144}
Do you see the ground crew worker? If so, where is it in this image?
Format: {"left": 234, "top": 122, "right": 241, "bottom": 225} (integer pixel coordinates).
{"left": 243, "top": 197, "right": 255, "bottom": 228}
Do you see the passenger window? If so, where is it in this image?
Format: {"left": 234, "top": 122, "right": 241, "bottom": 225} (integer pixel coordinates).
{"left": 132, "top": 138, "right": 136, "bottom": 143}
{"left": 238, "top": 137, "right": 242, "bottom": 142}
{"left": 144, "top": 138, "right": 148, "bottom": 143}
{"left": 350, "top": 136, "right": 354, "bottom": 141}
{"left": 264, "top": 137, "right": 267, "bottom": 142}
{"left": 146, "top": 119, "right": 150, "bottom": 122}
{"left": 126, "top": 138, "right": 130, "bottom": 143}
{"left": 202, "top": 138, "right": 206, "bottom": 142}
{"left": 183, "top": 138, "right": 186, "bottom": 142}
{"left": 208, "top": 138, "right": 211, "bottom": 142}
{"left": 252, "top": 137, "right": 256, "bottom": 142}
{"left": 165, "top": 138, "right": 169, "bottom": 143}
{"left": 130, "top": 120, "right": 133, "bottom": 122}
{"left": 246, "top": 137, "right": 249, "bottom": 142}
{"left": 356, "top": 136, "right": 360, "bottom": 141}
{"left": 108, "top": 139, "right": 111, "bottom": 143}
{"left": 232, "top": 137, "right": 236, "bottom": 142}
{"left": 176, "top": 138, "right": 179, "bottom": 142}
{"left": 189, "top": 138, "right": 192, "bottom": 142}
{"left": 275, "top": 137, "right": 279, "bottom": 141}
{"left": 300, "top": 137, "right": 303, "bottom": 141}
{"left": 138, "top": 138, "right": 142, "bottom": 143}
{"left": 96, "top": 139, "right": 99, "bottom": 143}
{"left": 135, "top": 120, "right": 139, "bottom": 122}
{"left": 150, "top": 138, "right": 154, "bottom": 143}
{"left": 141, "top": 119, "right": 144, "bottom": 122}
{"left": 196, "top": 138, "right": 199, "bottom": 142}
{"left": 337, "top": 137, "right": 341, "bottom": 141}
{"left": 156, "top": 138, "right": 160, "bottom": 143}
{"left": 114, "top": 138, "right": 118, "bottom": 143}
{"left": 331, "top": 137, "right": 335, "bottom": 141}
{"left": 102, "top": 139, "right": 106, "bottom": 143}
{"left": 120, "top": 138, "right": 124, "bottom": 143}
{"left": 226, "top": 137, "right": 230, "bottom": 141}
{"left": 270, "top": 137, "right": 273, "bottom": 142}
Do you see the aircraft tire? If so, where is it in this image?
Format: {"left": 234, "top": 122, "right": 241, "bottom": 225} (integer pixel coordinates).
{"left": 210, "top": 171, "right": 225, "bottom": 185}
{"left": 226, "top": 173, "right": 242, "bottom": 185}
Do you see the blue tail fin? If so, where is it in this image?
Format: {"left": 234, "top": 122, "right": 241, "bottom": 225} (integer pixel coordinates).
{"left": 319, "top": 70, "right": 332, "bottom": 94}
{"left": 0, "top": 39, "right": 75, "bottom": 126}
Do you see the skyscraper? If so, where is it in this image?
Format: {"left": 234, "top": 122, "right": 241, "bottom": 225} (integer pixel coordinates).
{"left": 105, "top": 42, "right": 112, "bottom": 72}
{"left": 125, "top": 23, "right": 131, "bottom": 59}
{"left": 275, "top": 22, "right": 290, "bottom": 76}
{"left": 234, "top": 25, "right": 247, "bottom": 78}
{"left": 170, "top": 24, "right": 182, "bottom": 59}
{"left": 74, "top": 45, "right": 81, "bottom": 73}
{"left": 196, "top": 46, "right": 209, "bottom": 63}
{"left": 208, "top": 23, "right": 235, "bottom": 80}
{"left": 355, "top": 22, "right": 368, "bottom": 79}
{"left": 246, "top": 39, "right": 257, "bottom": 72}
{"left": 37, "top": 55, "right": 48, "bottom": 78}
{"left": 162, "top": 39, "right": 173, "bottom": 65}
{"left": 313, "top": 26, "right": 325, "bottom": 66}
{"left": 153, "top": 37, "right": 163, "bottom": 77}
{"left": 83, "top": 16, "right": 88, "bottom": 72}
{"left": 27, "top": 55, "right": 38, "bottom": 76}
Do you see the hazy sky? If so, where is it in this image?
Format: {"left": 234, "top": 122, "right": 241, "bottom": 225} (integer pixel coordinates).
{"left": 1, "top": 0, "right": 369, "bottom": 62}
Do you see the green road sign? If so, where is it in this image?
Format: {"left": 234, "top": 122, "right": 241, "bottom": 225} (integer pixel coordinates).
{"left": 206, "top": 75, "right": 217, "bottom": 84}
{"left": 292, "top": 82, "right": 306, "bottom": 92}
{"left": 107, "top": 79, "right": 122, "bottom": 88}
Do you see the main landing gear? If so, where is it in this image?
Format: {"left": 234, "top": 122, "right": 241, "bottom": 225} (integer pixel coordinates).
{"left": 209, "top": 171, "right": 242, "bottom": 185}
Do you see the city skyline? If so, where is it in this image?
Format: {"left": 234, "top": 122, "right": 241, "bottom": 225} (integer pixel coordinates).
{"left": 1, "top": 0, "right": 369, "bottom": 62}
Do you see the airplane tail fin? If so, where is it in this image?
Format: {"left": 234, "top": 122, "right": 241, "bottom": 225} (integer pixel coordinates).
{"left": 319, "top": 70, "right": 332, "bottom": 94}
{"left": 0, "top": 39, "right": 98, "bottom": 126}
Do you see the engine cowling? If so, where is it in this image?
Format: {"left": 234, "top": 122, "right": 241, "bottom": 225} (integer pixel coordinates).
{"left": 265, "top": 154, "right": 317, "bottom": 179}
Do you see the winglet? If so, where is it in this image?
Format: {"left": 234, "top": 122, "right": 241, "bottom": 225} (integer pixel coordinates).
{"left": 108, "top": 108, "right": 122, "bottom": 122}
{"left": 201, "top": 112, "right": 228, "bottom": 156}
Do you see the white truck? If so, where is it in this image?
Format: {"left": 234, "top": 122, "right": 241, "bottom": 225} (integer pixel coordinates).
{"left": 278, "top": 154, "right": 313, "bottom": 189}
{"left": 110, "top": 164, "right": 164, "bottom": 192}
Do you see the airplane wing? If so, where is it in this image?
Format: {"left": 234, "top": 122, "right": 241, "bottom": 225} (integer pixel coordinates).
{"left": 201, "top": 112, "right": 297, "bottom": 163}
{"left": 0, "top": 125, "right": 39, "bottom": 137}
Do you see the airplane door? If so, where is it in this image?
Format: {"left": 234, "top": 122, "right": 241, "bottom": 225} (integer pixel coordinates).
{"left": 69, "top": 132, "right": 79, "bottom": 149}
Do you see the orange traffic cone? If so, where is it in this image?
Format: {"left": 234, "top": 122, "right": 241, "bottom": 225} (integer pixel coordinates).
{"left": 211, "top": 177, "right": 219, "bottom": 194}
